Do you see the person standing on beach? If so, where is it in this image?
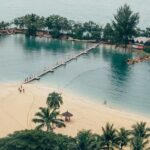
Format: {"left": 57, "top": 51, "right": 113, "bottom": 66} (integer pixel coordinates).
{"left": 104, "top": 100, "right": 107, "bottom": 105}
{"left": 18, "top": 87, "right": 22, "bottom": 93}
{"left": 18, "top": 88, "right": 20, "bottom": 93}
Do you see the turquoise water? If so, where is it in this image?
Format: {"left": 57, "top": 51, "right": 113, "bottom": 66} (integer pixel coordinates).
{"left": 0, "top": 0, "right": 150, "bottom": 28}
{"left": 0, "top": 35, "right": 150, "bottom": 116}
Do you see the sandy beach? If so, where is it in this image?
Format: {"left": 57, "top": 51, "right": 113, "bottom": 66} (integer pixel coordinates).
{"left": 0, "top": 83, "right": 150, "bottom": 138}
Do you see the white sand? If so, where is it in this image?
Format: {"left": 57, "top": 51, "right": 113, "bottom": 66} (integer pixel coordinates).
{"left": 0, "top": 83, "right": 150, "bottom": 137}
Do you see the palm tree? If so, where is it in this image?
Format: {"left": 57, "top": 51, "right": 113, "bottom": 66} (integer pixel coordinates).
{"left": 46, "top": 92, "right": 63, "bottom": 110}
{"left": 131, "top": 122, "right": 150, "bottom": 150}
{"left": 132, "top": 122, "right": 150, "bottom": 140}
{"left": 32, "top": 107, "right": 65, "bottom": 132}
{"left": 131, "top": 136, "right": 150, "bottom": 150}
{"left": 76, "top": 130, "right": 101, "bottom": 150}
{"left": 101, "top": 123, "right": 118, "bottom": 150}
{"left": 117, "top": 128, "right": 130, "bottom": 150}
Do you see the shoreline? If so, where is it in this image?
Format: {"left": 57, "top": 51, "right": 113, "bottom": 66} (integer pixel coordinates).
{"left": 2, "top": 78, "right": 150, "bottom": 118}
{"left": 36, "top": 80, "right": 150, "bottom": 119}
{"left": 0, "top": 83, "right": 150, "bottom": 137}
{"left": 2, "top": 33, "right": 149, "bottom": 55}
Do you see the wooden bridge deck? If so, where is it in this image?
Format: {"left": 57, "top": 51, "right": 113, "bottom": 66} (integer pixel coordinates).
{"left": 23, "top": 43, "right": 100, "bottom": 84}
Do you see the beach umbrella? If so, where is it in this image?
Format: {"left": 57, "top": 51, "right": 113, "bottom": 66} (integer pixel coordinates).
{"left": 61, "top": 111, "right": 73, "bottom": 121}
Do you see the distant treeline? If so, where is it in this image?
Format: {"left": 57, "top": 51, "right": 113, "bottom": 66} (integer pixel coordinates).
{"left": 0, "top": 4, "right": 150, "bottom": 47}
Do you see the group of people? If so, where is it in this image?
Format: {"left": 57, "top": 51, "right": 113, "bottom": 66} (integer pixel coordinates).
{"left": 18, "top": 85, "right": 25, "bottom": 93}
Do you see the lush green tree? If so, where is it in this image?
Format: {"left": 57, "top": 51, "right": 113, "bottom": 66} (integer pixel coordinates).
{"left": 103, "top": 23, "right": 114, "bottom": 42}
{"left": 131, "top": 122, "right": 150, "bottom": 150}
{"left": 0, "top": 122, "right": 150, "bottom": 150}
{"left": 0, "top": 130, "right": 77, "bottom": 150}
{"left": 32, "top": 107, "right": 65, "bottom": 132}
{"left": 117, "top": 128, "right": 130, "bottom": 150}
{"left": 23, "top": 14, "right": 45, "bottom": 36}
{"left": 76, "top": 130, "right": 101, "bottom": 150}
{"left": 112, "top": 4, "right": 139, "bottom": 48}
{"left": 67, "top": 20, "right": 76, "bottom": 35}
{"left": 72, "top": 23, "right": 84, "bottom": 39}
{"left": 14, "top": 17, "right": 25, "bottom": 29}
{"left": 83, "top": 21, "right": 102, "bottom": 40}
{"left": 91, "top": 25, "right": 102, "bottom": 41}
{"left": 0, "top": 21, "right": 9, "bottom": 29}
{"left": 14, "top": 15, "right": 45, "bottom": 32}
{"left": 132, "top": 122, "right": 150, "bottom": 140}
{"left": 46, "top": 92, "right": 63, "bottom": 110}
{"left": 46, "top": 15, "right": 70, "bottom": 38}
{"left": 131, "top": 136, "right": 149, "bottom": 150}
{"left": 101, "top": 123, "right": 118, "bottom": 150}
{"left": 56, "top": 134, "right": 78, "bottom": 150}
{"left": 0, "top": 130, "right": 58, "bottom": 150}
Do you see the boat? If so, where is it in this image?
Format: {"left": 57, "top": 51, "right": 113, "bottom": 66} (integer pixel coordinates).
{"left": 132, "top": 44, "right": 144, "bottom": 50}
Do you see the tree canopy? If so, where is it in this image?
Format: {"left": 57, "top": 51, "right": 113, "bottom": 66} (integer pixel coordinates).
{"left": 0, "top": 130, "right": 75, "bottom": 150}
{"left": 0, "top": 21, "right": 9, "bottom": 29}
{"left": 112, "top": 4, "right": 139, "bottom": 48}
{"left": 0, "top": 122, "right": 150, "bottom": 150}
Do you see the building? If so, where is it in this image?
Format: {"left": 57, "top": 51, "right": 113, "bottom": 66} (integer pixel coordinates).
{"left": 134, "top": 37, "right": 150, "bottom": 44}
{"left": 132, "top": 37, "right": 150, "bottom": 50}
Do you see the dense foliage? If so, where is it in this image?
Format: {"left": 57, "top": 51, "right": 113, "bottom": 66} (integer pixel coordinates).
{"left": 112, "top": 4, "right": 139, "bottom": 48}
{"left": 32, "top": 107, "right": 65, "bottom": 132}
{"left": 1, "top": 4, "right": 150, "bottom": 48}
{"left": 0, "top": 130, "right": 76, "bottom": 150}
{"left": 0, "top": 122, "right": 150, "bottom": 150}
{"left": 0, "top": 21, "right": 9, "bottom": 29}
{"left": 0, "top": 92, "right": 149, "bottom": 149}
{"left": 103, "top": 23, "right": 114, "bottom": 42}
{"left": 33, "top": 92, "right": 65, "bottom": 132}
{"left": 13, "top": 14, "right": 102, "bottom": 40}
{"left": 46, "top": 92, "right": 63, "bottom": 110}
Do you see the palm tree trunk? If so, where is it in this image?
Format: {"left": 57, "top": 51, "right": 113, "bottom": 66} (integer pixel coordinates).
{"left": 119, "top": 146, "right": 123, "bottom": 150}
{"left": 46, "top": 123, "right": 51, "bottom": 132}
{"left": 107, "top": 144, "right": 110, "bottom": 150}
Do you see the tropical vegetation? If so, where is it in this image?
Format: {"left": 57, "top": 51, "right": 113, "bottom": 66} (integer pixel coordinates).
{"left": 32, "top": 92, "right": 65, "bottom": 132}
{"left": 46, "top": 92, "right": 63, "bottom": 110}
{"left": 32, "top": 107, "right": 65, "bottom": 132}
{"left": 112, "top": 4, "right": 139, "bottom": 48}
{"left": 1, "top": 91, "right": 148, "bottom": 149}
{"left": 0, "top": 92, "right": 150, "bottom": 149}
{"left": 0, "top": 122, "right": 150, "bottom": 150}
{"left": 0, "top": 21, "right": 9, "bottom": 29}
{"left": 1, "top": 4, "right": 150, "bottom": 49}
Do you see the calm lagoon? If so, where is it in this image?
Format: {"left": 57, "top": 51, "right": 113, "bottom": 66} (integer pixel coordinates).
{"left": 0, "top": 35, "right": 150, "bottom": 116}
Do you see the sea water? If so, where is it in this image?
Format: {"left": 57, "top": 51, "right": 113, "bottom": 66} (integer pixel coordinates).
{"left": 0, "top": 35, "right": 150, "bottom": 116}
